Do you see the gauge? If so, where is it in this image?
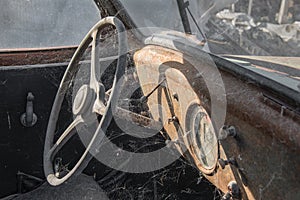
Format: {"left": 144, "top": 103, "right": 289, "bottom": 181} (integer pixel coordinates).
{"left": 186, "top": 103, "right": 218, "bottom": 174}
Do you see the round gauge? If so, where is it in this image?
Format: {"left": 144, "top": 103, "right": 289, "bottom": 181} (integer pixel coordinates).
{"left": 186, "top": 103, "right": 218, "bottom": 174}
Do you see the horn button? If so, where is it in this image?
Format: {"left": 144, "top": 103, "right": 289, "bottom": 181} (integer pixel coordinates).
{"left": 72, "top": 85, "right": 95, "bottom": 115}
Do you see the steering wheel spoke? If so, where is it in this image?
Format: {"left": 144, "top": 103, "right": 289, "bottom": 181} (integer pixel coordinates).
{"left": 55, "top": 115, "right": 83, "bottom": 146}
{"left": 47, "top": 115, "right": 84, "bottom": 165}
{"left": 90, "top": 30, "right": 100, "bottom": 92}
{"left": 90, "top": 30, "right": 108, "bottom": 115}
{"left": 92, "top": 83, "right": 107, "bottom": 115}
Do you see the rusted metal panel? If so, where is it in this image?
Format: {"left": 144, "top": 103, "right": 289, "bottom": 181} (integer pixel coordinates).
{"left": 220, "top": 68, "right": 300, "bottom": 199}
{"left": 134, "top": 45, "right": 237, "bottom": 194}
{"left": 133, "top": 45, "right": 300, "bottom": 199}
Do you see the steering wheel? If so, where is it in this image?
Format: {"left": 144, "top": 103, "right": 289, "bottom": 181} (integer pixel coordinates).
{"left": 43, "top": 17, "right": 128, "bottom": 186}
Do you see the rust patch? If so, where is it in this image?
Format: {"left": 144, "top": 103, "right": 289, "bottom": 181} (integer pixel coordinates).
{"left": 0, "top": 46, "right": 77, "bottom": 66}
{"left": 134, "top": 45, "right": 236, "bottom": 194}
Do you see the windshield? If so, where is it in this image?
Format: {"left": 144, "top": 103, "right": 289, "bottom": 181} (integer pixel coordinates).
{"left": 121, "top": 0, "right": 206, "bottom": 40}
{"left": 0, "top": 0, "right": 100, "bottom": 49}
{"left": 121, "top": 0, "right": 300, "bottom": 57}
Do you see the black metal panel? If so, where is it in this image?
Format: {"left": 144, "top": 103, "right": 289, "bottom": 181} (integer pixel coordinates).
{"left": 0, "top": 64, "right": 66, "bottom": 197}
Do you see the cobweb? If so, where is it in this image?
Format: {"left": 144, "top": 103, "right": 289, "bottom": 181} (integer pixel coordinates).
{"left": 55, "top": 27, "right": 221, "bottom": 200}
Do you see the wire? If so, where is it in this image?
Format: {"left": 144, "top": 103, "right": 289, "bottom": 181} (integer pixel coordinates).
{"left": 186, "top": 6, "right": 207, "bottom": 42}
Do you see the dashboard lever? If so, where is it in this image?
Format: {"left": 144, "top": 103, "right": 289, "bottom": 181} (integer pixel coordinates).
{"left": 20, "top": 92, "right": 37, "bottom": 127}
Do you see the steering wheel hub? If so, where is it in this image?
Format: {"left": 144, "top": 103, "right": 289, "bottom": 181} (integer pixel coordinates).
{"left": 72, "top": 85, "right": 94, "bottom": 115}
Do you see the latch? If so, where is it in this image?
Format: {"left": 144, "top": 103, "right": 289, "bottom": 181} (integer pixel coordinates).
{"left": 20, "top": 92, "right": 37, "bottom": 127}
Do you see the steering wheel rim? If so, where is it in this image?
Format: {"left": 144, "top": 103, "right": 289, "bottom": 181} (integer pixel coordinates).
{"left": 43, "top": 17, "right": 128, "bottom": 186}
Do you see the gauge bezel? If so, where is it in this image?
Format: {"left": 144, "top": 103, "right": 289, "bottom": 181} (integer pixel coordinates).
{"left": 185, "top": 103, "right": 219, "bottom": 174}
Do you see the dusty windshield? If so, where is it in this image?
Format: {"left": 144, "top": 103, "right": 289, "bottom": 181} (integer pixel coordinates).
{"left": 0, "top": 0, "right": 100, "bottom": 49}
{"left": 121, "top": 0, "right": 207, "bottom": 40}
{"left": 121, "top": 0, "right": 300, "bottom": 57}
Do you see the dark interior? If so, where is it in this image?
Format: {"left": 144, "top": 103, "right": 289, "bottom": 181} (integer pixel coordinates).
{"left": 0, "top": 45, "right": 219, "bottom": 199}
{"left": 1, "top": 1, "right": 299, "bottom": 199}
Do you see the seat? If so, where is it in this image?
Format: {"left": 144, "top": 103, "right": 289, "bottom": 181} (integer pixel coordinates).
{"left": 11, "top": 174, "right": 109, "bottom": 200}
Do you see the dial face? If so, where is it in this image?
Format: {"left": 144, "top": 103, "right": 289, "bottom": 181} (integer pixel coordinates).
{"left": 186, "top": 104, "right": 218, "bottom": 171}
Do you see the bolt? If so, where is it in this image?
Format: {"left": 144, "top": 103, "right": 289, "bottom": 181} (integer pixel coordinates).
{"left": 228, "top": 181, "right": 239, "bottom": 193}
{"left": 222, "top": 181, "right": 241, "bottom": 200}
{"left": 228, "top": 181, "right": 241, "bottom": 199}
{"left": 218, "top": 125, "right": 237, "bottom": 140}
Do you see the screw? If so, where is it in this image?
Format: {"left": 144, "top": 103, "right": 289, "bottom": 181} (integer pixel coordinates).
{"left": 168, "top": 116, "right": 179, "bottom": 124}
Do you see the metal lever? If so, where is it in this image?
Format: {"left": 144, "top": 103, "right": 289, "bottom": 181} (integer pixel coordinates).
{"left": 140, "top": 78, "right": 166, "bottom": 103}
{"left": 20, "top": 92, "right": 37, "bottom": 127}
{"left": 218, "top": 157, "right": 237, "bottom": 169}
{"left": 219, "top": 157, "right": 249, "bottom": 186}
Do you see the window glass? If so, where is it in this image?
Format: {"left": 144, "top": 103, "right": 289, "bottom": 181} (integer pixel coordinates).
{"left": 0, "top": 0, "right": 100, "bottom": 49}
